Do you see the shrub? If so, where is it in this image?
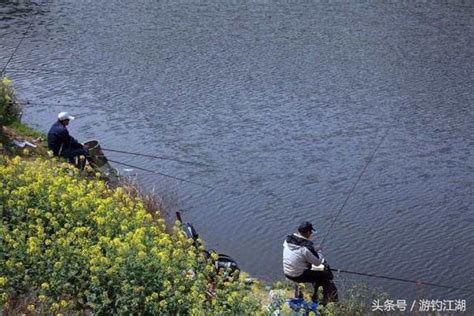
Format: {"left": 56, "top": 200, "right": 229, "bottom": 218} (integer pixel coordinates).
{"left": 0, "top": 77, "right": 21, "bottom": 126}
{"left": 0, "top": 156, "right": 259, "bottom": 314}
{"left": 318, "top": 283, "right": 389, "bottom": 316}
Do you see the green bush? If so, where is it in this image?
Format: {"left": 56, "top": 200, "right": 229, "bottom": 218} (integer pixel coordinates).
{"left": 318, "top": 283, "right": 389, "bottom": 316}
{"left": 0, "top": 156, "right": 259, "bottom": 314}
{"left": 0, "top": 77, "right": 21, "bottom": 126}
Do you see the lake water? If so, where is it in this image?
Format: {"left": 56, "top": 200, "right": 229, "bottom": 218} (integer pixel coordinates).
{"left": 1, "top": 0, "right": 473, "bottom": 304}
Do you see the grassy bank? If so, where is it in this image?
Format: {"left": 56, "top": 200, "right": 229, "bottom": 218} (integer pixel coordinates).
{"left": 1, "top": 76, "right": 386, "bottom": 315}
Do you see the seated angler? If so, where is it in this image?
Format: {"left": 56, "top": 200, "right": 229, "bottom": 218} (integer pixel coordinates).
{"left": 283, "top": 221, "right": 338, "bottom": 306}
{"left": 47, "top": 111, "right": 90, "bottom": 168}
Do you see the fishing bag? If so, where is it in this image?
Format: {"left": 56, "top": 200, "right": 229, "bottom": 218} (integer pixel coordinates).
{"left": 214, "top": 253, "right": 239, "bottom": 273}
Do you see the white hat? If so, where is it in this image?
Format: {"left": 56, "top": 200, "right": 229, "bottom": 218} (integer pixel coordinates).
{"left": 58, "top": 111, "right": 75, "bottom": 121}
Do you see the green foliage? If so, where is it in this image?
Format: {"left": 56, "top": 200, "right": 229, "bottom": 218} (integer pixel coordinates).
{"left": 7, "top": 121, "right": 45, "bottom": 139}
{"left": 318, "top": 283, "right": 389, "bottom": 316}
{"left": 0, "top": 77, "right": 21, "bottom": 126}
{"left": 0, "top": 156, "right": 259, "bottom": 314}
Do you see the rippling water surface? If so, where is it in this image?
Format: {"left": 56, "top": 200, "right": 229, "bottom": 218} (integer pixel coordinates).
{"left": 1, "top": 0, "right": 473, "bottom": 302}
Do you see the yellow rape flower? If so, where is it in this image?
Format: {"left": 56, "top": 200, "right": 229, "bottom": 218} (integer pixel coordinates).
{"left": 137, "top": 250, "right": 146, "bottom": 259}
{"left": 2, "top": 77, "right": 12, "bottom": 86}
{"left": 50, "top": 303, "right": 59, "bottom": 311}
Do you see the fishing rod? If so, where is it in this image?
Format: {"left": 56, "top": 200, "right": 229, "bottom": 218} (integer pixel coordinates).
{"left": 5, "top": 67, "right": 107, "bottom": 77}
{"left": 104, "top": 148, "right": 212, "bottom": 167}
{"left": 102, "top": 147, "right": 271, "bottom": 176}
{"left": 320, "top": 128, "right": 390, "bottom": 245}
{"left": 106, "top": 157, "right": 269, "bottom": 199}
{"left": 330, "top": 267, "right": 473, "bottom": 292}
{"left": 1, "top": 18, "right": 35, "bottom": 76}
{"left": 107, "top": 158, "right": 217, "bottom": 191}
{"left": 5, "top": 67, "right": 68, "bottom": 74}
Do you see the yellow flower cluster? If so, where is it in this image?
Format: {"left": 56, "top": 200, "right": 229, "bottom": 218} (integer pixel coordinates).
{"left": 0, "top": 156, "right": 259, "bottom": 314}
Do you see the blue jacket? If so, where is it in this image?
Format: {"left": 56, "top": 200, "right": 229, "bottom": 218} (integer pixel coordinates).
{"left": 47, "top": 121, "right": 82, "bottom": 156}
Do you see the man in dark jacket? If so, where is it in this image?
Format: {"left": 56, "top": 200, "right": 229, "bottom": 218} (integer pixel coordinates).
{"left": 48, "top": 112, "right": 89, "bottom": 167}
{"left": 283, "top": 221, "right": 338, "bottom": 305}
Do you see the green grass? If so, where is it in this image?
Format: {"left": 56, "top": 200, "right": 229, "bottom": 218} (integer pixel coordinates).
{"left": 7, "top": 121, "right": 46, "bottom": 139}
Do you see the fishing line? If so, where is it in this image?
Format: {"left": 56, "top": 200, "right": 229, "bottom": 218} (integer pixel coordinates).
{"left": 330, "top": 268, "right": 473, "bottom": 292}
{"left": 320, "top": 128, "right": 390, "bottom": 245}
{"left": 103, "top": 148, "right": 212, "bottom": 167}
{"left": 107, "top": 158, "right": 217, "bottom": 191}
{"left": 106, "top": 157, "right": 272, "bottom": 200}
{"left": 5, "top": 67, "right": 69, "bottom": 74}
{"left": 5, "top": 67, "right": 106, "bottom": 76}
{"left": 22, "top": 102, "right": 81, "bottom": 108}
{"left": 1, "top": 18, "right": 35, "bottom": 76}
{"left": 102, "top": 147, "right": 268, "bottom": 176}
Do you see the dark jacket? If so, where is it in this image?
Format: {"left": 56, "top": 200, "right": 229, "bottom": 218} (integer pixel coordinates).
{"left": 47, "top": 121, "right": 82, "bottom": 156}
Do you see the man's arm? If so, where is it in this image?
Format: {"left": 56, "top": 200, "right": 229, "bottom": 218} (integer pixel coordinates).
{"left": 69, "top": 135, "right": 83, "bottom": 149}
{"left": 303, "top": 248, "right": 323, "bottom": 266}
{"left": 47, "top": 132, "right": 60, "bottom": 155}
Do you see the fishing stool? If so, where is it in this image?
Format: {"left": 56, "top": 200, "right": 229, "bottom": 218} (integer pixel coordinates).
{"left": 286, "top": 278, "right": 304, "bottom": 299}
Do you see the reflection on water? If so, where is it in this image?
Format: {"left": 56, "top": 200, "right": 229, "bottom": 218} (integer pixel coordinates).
{"left": 1, "top": 0, "right": 473, "bottom": 302}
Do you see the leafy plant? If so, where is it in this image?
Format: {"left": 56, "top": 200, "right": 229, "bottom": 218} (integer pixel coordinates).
{"left": 0, "top": 77, "right": 21, "bottom": 126}
{"left": 0, "top": 156, "right": 259, "bottom": 314}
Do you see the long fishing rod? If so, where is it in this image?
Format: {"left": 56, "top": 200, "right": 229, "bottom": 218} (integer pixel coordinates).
{"left": 1, "top": 18, "right": 35, "bottom": 76}
{"left": 320, "top": 128, "right": 390, "bottom": 245}
{"left": 5, "top": 67, "right": 106, "bottom": 76}
{"left": 104, "top": 148, "right": 212, "bottom": 167}
{"left": 107, "top": 158, "right": 217, "bottom": 191}
{"left": 5, "top": 67, "right": 67, "bottom": 74}
{"left": 330, "top": 267, "right": 473, "bottom": 292}
{"left": 102, "top": 147, "right": 269, "bottom": 176}
{"left": 107, "top": 157, "right": 268, "bottom": 199}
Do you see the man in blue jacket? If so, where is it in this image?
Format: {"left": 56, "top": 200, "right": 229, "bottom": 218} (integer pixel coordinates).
{"left": 283, "top": 221, "right": 338, "bottom": 305}
{"left": 48, "top": 112, "right": 89, "bottom": 167}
